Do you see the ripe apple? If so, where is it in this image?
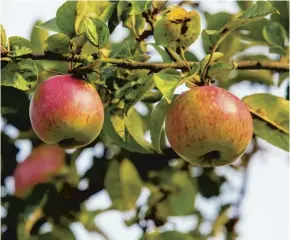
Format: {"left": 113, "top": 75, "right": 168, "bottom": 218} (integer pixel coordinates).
{"left": 13, "top": 145, "right": 65, "bottom": 198}
{"left": 29, "top": 75, "right": 104, "bottom": 149}
{"left": 165, "top": 86, "right": 253, "bottom": 167}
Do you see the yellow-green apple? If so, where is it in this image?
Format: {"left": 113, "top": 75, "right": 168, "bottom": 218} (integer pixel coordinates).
{"left": 165, "top": 86, "right": 253, "bottom": 167}
{"left": 13, "top": 145, "right": 65, "bottom": 198}
{"left": 29, "top": 75, "right": 104, "bottom": 149}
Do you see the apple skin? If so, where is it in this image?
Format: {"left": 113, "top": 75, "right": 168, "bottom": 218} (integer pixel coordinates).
{"left": 13, "top": 145, "right": 65, "bottom": 198}
{"left": 29, "top": 75, "right": 104, "bottom": 149}
{"left": 165, "top": 86, "right": 253, "bottom": 167}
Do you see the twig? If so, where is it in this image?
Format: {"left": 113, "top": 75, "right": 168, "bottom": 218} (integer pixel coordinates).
{"left": 1, "top": 52, "right": 289, "bottom": 72}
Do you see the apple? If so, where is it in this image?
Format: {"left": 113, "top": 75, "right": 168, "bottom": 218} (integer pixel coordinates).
{"left": 165, "top": 86, "right": 253, "bottom": 167}
{"left": 29, "top": 74, "right": 104, "bottom": 149}
{"left": 13, "top": 145, "right": 65, "bottom": 198}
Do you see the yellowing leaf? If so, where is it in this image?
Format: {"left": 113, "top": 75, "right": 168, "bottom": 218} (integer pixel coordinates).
{"left": 243, "top": 93, "right": 289, "bottom": 151}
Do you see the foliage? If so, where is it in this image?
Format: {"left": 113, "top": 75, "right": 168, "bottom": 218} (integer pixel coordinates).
{"left": 1, "top": 1, "right": 289, "bottom": 240}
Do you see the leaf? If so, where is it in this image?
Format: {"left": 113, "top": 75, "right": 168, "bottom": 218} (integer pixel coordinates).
{"left": 45, "top": 33, "right": 71, "bottom": 53}
{"left": 154, "top": 7, "right": 201, "bottom": 50}
{"left": 144, "top": 231, "right": 193, "bottom": 240}
{"left": 105, "top": 160, "right": 123, "bottom": 210}
{"left": 1, "top": 24, "right": 7, "bottom": 48}
{"left": 269, "top": 46, "right": 285, "bottom": 55}
{"left": 150, "top": 98, "right": 171, "bottom": 153}
{"left": 8, "top": 36, "right": 32, "bottom": 57}
{"left": 252, "top": 117, "right": 289, "bottom": 151}
{"left": 278, "top": 72, "right": 289, "bottom": 87}
{"left": 124, "top": 76, "right": 155, "bottom": 114}
{"left": 120, "top": 159, "right": 143, "bottom": 209}
{"left": 128, "top": 0, "right": 152, "bottom": 15}
{"left": 56, "top": 1, "right": 77, "bottom": 35}
{"left": 237, "top": 0, "right": 253, "bottom": 11}
{"left": 37, "top": 18, "right": 62, "bottom": 32}
{"left": 202, "top": 1, "right": 278, "bottom": 52}
{"left": 105, "top": 159, "right": 143, "bottom": 211}
{"left": 150, "top": 44, "right": 172, "bottom": 63}
{"left": 78, "top": 18, "right": 109, "bottom": 48}
{"left": 103, "top": 110, "right": 149, "bottom": 153}
{"left": 263, "top": 21, "right": 287, "bottom": 47}
{"left": 167, "top": 171, "right": 196, "bottom": 216}
{"left": 1, "top": 59, "right": 38, "bottom": 90}
{"left": 111, "top": 111, "right": 125, "bottom": 140}
{"left": 243, "top": 93, "right": 289, "bottom": 151}
{"left": 270, "top": 1, "right": 289, "bottom": 35}
{"left": 202, "top": 12, "right": 233, "bottom": 53}
{"left": 200, "top": 52, "right": 224, "bottom": 73}
{"left": 100, "top": 2, "right": 118, "bottom": 23}
{"left": 70, "top": 33, "right": 87, "bottom": 53}
{"left": 45, "top": 33, "right": 71, "bottom": 54}
{"left": 124, "top": 108, "right": 152, "bottom": 152}
{"left": 231, "top": 70, "right": 274, "bottom": 86}
{"left": 208, "top": 62, "right": 235, "bottom": 78}
{"left": 30, "top": 20, "right": 49, "bottom": 52}
{"left": 153, "top": 68, "right": 181, "bottom": 103}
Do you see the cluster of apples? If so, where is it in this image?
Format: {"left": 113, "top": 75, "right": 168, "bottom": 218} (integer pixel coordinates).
{"left": 13, "top": 74, "right": 253, "bottom": 197}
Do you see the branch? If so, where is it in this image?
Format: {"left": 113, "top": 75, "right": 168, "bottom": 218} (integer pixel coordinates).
{"left": 1, "top": 52, "right": 289, "bottom": 72}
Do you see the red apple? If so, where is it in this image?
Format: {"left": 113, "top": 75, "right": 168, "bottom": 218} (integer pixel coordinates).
{"left": 13, "top": 145, "right": 65, "bottom": 198}
{"left": 29, "top": 75, "right": 104, "bottom": 149}
{"left": 165, "top": 86, "right": 253, "bottom": 167}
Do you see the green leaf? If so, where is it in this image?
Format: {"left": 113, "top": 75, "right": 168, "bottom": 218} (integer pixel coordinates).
{"left": 167, "top": 171, "right": 196, "bottom": 216}
{"left": 231, "top": 70, "right": 273, "bottom": 86}
{"left": 243, "top": 93, "right": 289, "bottom": 151}
{"left": 202, "top": 12, "right": 233, "bottom": 53}
{"left": 154, "top": 7, "right": 201, "bottom": 50}
{"left": 208, "top": 62, "right": 235, "bottom": 78}
{"left": 252, "top": 117, "right": 289, "bottom": 152}
{"left": 124, "top": 108, "right": 153, "bottom": 152}
{"left": 153, "top": 68, "right": 181, "bottom": 103}
{"left": 105, "top": 159, "right": 124, "bottom": 210}
{"left": 150, "top": 98, "right": 171, "bottom": 153}
{"left": 103, "top": 110, "right": 149, "bottom": 153}
{"left": 105, "top": 159, "right": 143, "bottom": 211}
{"left": 200, "top": 52, "right": 224, "bottom": 73}
{"left": 120, "top": 159, "right": 143, "bottom": 209}
{"left": 202, "top": 1, "right": 278, "bottom": 52}
{"left": 263, "top": 21, "right": 287, "bottom": 47}
{"left": 237, "top": 0, "right": 253, "bottom": 11}
{"left": 1, "top": 59, "right": 38, "bottom": 91}
{"left": 150, "top": 44, "right": 172, "bottom": 63}
{"left": 78, "top": 18, "right": 109, "bottom": 48}
{"left": 144, "top": 231, "right": 192, "bottom": 240}
{"left": 37, "top": 18, "right": 62, "bottom": 32}
{"left": 30, "top": 20, "right": 49, "bottom": 52}
{"left": 70, "top": 33, "right": 87, "bottom": 53}
{"left": 128, "top": 0, "right": 152, "bottom": 15}
{"left": 8, "top": 37, "right": 32, "bottom": 57}
{"left": 270, "top": 1, "right": 289, "bottom": 35}
{"left": 278, "top": 72, "right": 289, "bottom": 87}
{"left": 56, "top": 1, "right": 77, "bottom": 35}
{"left": 100, "top": 2, "right": 118, "bottom": 23}
{"left": 45, "top": 33, "right": 71, "bottom": 54}
{"left": 1, "top": 24, "right": 7, "bottom": 48}
{"left": 269, "top": 46, "right": 286, "bottom": 55}
{"left": 124, "top": 76, "right": 155, "bottom": 114}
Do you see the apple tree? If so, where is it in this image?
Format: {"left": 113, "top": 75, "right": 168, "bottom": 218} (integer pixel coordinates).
{"left": 1, "top": 0, "right": 289, "bottom": 239}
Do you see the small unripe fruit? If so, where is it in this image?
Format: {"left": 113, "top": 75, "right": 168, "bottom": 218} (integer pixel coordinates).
{"left": 165, "top": 86, "right": 253, "bottom": 167}
{"left": 13, "top": 145, "right": 65, "bottom": 198}
{"left": 29, "top": 75, "right": 104, "bottom": 149}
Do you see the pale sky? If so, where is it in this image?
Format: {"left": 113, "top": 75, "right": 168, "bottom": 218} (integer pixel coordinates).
{"left": 1, "top": 1, "right": 289, "bottom": 240}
